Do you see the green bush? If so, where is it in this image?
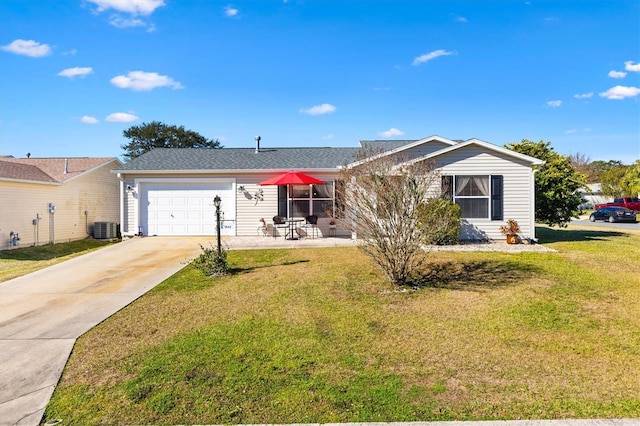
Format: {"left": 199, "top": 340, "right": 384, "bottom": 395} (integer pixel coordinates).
{"left": 191, "top": 244, "right": 229, "bottom": 276}
{"left": 417, "top": 198, "right": 461, "bottom": 245}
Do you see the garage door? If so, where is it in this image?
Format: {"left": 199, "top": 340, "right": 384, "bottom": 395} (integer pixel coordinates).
{"left": 141, "top": 182, "right": 235, "bottom": 236}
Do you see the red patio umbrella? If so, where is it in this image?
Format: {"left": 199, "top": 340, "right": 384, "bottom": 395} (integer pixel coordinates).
{"left": 259, "top": 171, "right": 325, "bottom": 222}
{"left": 259, "top": 170, "right": 325, "bottom": 186}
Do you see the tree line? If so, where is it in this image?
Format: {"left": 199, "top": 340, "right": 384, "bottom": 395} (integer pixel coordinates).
{"left": 569, "top": 153, "right": 640, "bottom": 198}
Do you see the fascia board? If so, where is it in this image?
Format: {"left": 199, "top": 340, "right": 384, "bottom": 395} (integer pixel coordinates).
{"left": 402, "top": 139, "right": 545, "bottom": 167}
{"left": 347, "top": 135, "right": 458, "bottom": 168}
{"left": 0, "top": 177, "right": 60, "bottom": 185}
{"left": 62, "top": 158, "right": 122, "bottom": 184}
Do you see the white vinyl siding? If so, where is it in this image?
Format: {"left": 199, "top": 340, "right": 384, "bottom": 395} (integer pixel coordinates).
{"left": 437, "top": 146, "right": 535, "bottom": 241}
{"left": 0, "top": 160, "right": 120, "bottom": 249}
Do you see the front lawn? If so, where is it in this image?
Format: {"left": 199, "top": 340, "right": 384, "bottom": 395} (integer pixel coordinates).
{"left": 44, "top": 228, "right": 640, "bottom": 424}
{"left": 0, "top": 239, "right": 115, "bottom": 283}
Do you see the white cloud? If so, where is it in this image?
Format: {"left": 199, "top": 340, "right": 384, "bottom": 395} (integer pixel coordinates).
{"left": 109, "top": 16, "right": 156, "bottom": 31}
{"left": 87, "top": 0, "right": 165, "bottom": 15}
{"left": 321, "top": 134, "right": 334, "bottom": 140}
{"left": 454, "top": 15, "right": 468, "bottom": 23}
{"left": 106, "top": 112, "right": 139, "bottom": 122}
{"left": 574, "top": 92, "right": 593, "bottom": 99}
{"left": 564, "top": 129, "right": 577, "bottom": 134}
{"left": 1, "top": 39, "right": 51, "bottom": 57}
{"left": 58, "top": 67, "right": 93, "bottom": 78}
{"left": 584, "top": 128, "right": 591, "bottom": 132}
{"left": 547, "top": 100, "right": 562, "bottom": 107}
{"left": 110, "top": 71, "right": 183, "bottom": 91}
{"left": 299, "top": 103, "right": 336, "bottom": 116}
{"left": 412, "top": 49, "right": 454, "bottom": 66}
{"left": 62, "top": 49, "right": 77, "bottom": 56}
{"left": 379, "top": 128, "right": 404, "bottom": 138}
{"left": 80, "top": 116, "right": 99, "bottom": 124}
{"left": 109, "top": 17, "right": 145, "bottom": 28}
{"left": 224, "top": 5, "right": 239, "bottom": 17}
{"left": 625, "top": 61, "right": 640, "bottom": 72}
{"left": 608, "top": 70, "right": 627, "bottom": 79}
{"left": 599, "top": 85, "right": 640, "bottom": 100}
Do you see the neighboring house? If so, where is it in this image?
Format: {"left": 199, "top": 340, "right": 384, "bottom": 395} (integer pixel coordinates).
{"left": 577, "top": 183, "right": 608, "bottom": 209}
{"left": 115, "top": 135, "right": 544, "bottom": 241}
{"left": 0, "top": 157, "right": 121, "bottom": 249}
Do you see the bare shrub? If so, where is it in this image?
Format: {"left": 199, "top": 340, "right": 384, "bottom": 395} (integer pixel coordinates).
{"left": 338, "top": 150, "right": 441, "bottom": 286}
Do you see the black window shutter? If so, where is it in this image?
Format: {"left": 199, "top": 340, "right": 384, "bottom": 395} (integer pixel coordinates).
{"left": 491, "top": 175, "right": 503, "bottom": 221}
{"left": 441, "top": 176, "right": 453, "bottom": 201}
{"left": 278, "top": 185, "right": 288, "bottom": 217}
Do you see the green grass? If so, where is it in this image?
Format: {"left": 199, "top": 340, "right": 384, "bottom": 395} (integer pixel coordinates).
{"left": 44, "top": 227, "right": 640, "bottom": 424}
{"left": 0, "top": 239, "right": 115, "bottom": 282}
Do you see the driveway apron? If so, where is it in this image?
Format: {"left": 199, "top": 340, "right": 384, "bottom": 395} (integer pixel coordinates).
{"left": 0, "top": 236, "right": 213, "bottom": 426}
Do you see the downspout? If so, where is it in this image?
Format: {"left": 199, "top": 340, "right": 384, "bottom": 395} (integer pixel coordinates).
{"left": 117, "top": 173, "right": 125, "bottom": 236}
{"left": 531, "top": 168, "right": 538, "bottom": 241}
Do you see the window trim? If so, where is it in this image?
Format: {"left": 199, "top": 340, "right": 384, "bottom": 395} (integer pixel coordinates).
{"left": 442, "top": 174, "right": 503, "bottom": 220}
{"left": 279, "top": 181, "right": 336, "bottom": 218}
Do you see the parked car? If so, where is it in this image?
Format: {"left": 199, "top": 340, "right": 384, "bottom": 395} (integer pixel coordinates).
{"left": 594, "top": 197, "right": 640, "bottom": 212}
{"left": 589, "top": 206, "right": 638, "bottom": 223}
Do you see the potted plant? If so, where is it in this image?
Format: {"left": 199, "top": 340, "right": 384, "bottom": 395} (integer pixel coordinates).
{"left": 499, "top": 219, "right": 520, "bottom": 244}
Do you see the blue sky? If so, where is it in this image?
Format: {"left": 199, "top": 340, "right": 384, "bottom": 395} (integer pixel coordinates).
{"left": 1, "top": 0, "right": 639, "bottom": 164}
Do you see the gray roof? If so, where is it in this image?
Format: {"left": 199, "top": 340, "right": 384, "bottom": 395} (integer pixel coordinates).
{"left": 115, "top": 147, "right": 365, "bottom": 171}
{"left": 360, "top": 140, "right": 420, "bottom": 151}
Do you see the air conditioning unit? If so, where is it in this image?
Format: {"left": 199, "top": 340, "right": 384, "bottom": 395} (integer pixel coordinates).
{"left": 94, "top": 222, "right": 117, "bottom": 239}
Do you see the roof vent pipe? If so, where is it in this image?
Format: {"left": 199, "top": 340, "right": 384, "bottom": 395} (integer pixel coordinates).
{"left": 255, "top": 135, "right": 261, "bottom": 153}
{"left": 64, "top": 159, "right": 69, "bottom": 174}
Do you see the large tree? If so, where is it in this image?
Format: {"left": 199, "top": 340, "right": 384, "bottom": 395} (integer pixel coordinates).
{"left": 121, "top": 121, "right": 221, "bottom": 160}
{"left": 505, "top": 139, "right": 587, "bottom": 227}
{"left": 600, "top": 164, "right": 630, "bottom": 198}
{"left": 620, "top": 160, "right": 640, "bottom": 198}
{"left": 338, "top": 151, "right": 441, "bottom": 286}
{"left": 569, "top": 152, "right": 598, "bottom": 183}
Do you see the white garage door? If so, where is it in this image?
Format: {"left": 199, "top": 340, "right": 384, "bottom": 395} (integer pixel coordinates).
{"left": 141, "top": 182, "right": 235, "bottom": 236}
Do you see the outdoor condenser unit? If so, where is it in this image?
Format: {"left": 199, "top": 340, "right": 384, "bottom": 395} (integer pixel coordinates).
{"left": 94, "top": 222, "right": 117, "bottom": 239}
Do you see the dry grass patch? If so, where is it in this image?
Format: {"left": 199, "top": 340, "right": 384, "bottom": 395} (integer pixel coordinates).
{"left": 0, "top": 239, "right": 113, "bottom": 282}
{"left": 45, "top": 231, "right": 640, "bottom": 424}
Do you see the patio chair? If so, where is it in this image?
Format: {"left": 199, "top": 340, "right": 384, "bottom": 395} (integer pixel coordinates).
{"left": 272, "top": 215, "right": 287, "bottom": 238}
{"left": 302, "top": 215, "right": 318, "bottom": 239}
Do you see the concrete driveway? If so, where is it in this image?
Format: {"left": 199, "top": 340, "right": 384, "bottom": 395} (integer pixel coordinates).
{"left": 0, "top": 236, "right": 213, "bottom": 426}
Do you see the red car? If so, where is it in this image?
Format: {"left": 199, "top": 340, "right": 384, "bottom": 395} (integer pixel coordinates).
{"left": 589, "top": 206, "right": 637, "bottom": 223}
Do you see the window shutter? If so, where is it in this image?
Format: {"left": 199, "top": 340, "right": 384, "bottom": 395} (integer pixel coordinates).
{"left": 441, "top": 176, "right": 453, "bottom": 201}
{"left": 491, "top": 175, "right": 503, "bottom": 221}
{"left": 278, "top": 185, "right": 288, "bottom": 217}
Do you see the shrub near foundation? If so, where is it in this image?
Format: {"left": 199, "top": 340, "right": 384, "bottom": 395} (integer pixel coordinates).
{"left": 417, "top": 198, "right": 462, "bottom": 245}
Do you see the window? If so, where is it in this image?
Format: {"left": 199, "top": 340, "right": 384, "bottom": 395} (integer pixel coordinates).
{"left": 441, "top": 175, "right": 503, "bottom": 220}
{"left": 280, "top": 182, "right": 335, "bottom": 218}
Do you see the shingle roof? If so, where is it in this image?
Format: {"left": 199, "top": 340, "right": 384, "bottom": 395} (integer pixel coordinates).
{"left": 0, "top": 161, "right": 56, "bottom": 182}
{"left": 115, "top": 147, "right": 364, "bottom": 171}
{"left": 359, "top": 140, "right": 420, "bottom": 151}
{"left": 0, "top": 157, "right": 118, "bottom": 183}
